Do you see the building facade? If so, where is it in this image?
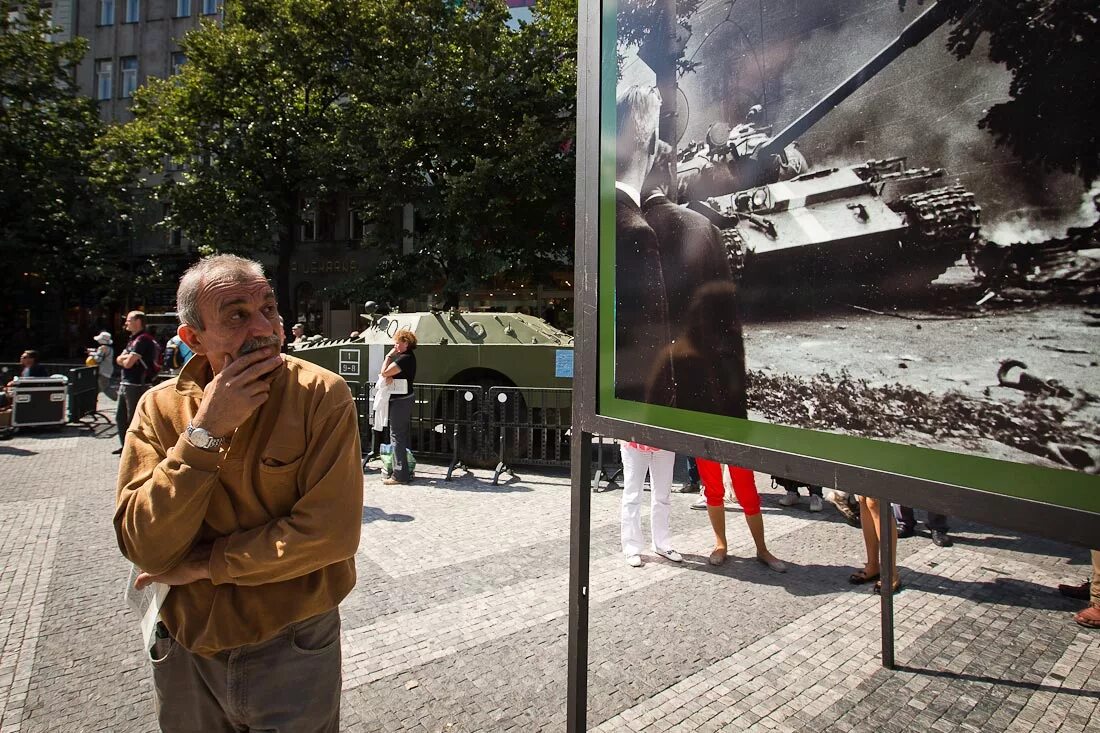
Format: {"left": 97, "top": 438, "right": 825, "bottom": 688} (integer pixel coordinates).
{"left": 43, "top": 0, "right": 570, "bottom": 342}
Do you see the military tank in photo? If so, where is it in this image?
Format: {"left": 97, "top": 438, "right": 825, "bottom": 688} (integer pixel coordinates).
{"left": 675, "top": 0, "right": 981, "bottom": 301}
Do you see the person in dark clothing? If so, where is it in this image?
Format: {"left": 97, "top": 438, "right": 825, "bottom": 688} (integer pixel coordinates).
{"left": 380, "top": 328, "right": 417, "bottom": 484}
{"left": 614, "top": 85, "right": 674, "bottom": 404}
{"left": 896, "top": 506, "right": 953, "bottom": 547}
{"left": 19, "top": 350, "right": 49, "bottom": 378}
{"left": 676, "top": 456, "right": 700, "bottom": 493}
{"left": 113, "top": 311, "right": 158, "bottom": 454}
{"left": 1, "top": 350, "right": 49, "bottom": 409}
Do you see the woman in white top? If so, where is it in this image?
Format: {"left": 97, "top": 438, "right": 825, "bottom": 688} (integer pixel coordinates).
{"left": 87, "top": 331, "right": 115, "bottom": 397}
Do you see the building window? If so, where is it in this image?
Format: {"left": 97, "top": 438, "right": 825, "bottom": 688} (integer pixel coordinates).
{"left": 95, "top": 59, "right": 113, "bottom": 100}
{"left": 98, "top": 0, "right": 115, "bottom": 25}
{"left": 171, "top": 52, "right": 186, "bottom": 76}
{"left": 123, "top": 0, "right": 139, "bottom": 23}
{"left": 300, "top": 208, "right": 317, "bottom": 242}
{"left": 120, "top": 57, "right": 138, "bottom": 98}
{"left": 201, "top": 0, "right": 218, "bottom": 15}
{"left": 175, "top": 0, "right": 190, "bottom": 17}
{"left": 348, "top": 203, "right": 367, "bottom": 241}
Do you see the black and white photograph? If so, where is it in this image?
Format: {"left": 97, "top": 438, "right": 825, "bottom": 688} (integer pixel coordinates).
{"left": 612, "top": 0, "right": 1099, "bottom": 473}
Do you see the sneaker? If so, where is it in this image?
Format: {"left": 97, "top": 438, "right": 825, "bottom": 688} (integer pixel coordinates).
{"left": 674, "top": 482, "right": 700, "bottom": 494}
{"left": 653, "top": 548, "right": 682, "bottom": 563}
{"left": 778, "top": 490, "right": 799, "bottom": 507}
{"left": 690, "top": 497, "right": 708, "bottom": 510}
{"left": 930, "top": 530, "right": 953, "bottom": 547}
{"left": 809, "top": 495, "right": 823, "bottom": 513}
{"left": 626, "top": 554, "right": 643, "bottom": 568}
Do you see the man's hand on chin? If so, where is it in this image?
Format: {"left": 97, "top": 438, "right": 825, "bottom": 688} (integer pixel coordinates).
{"left": 135, "top": 543, "right": 213, "bottom": 590}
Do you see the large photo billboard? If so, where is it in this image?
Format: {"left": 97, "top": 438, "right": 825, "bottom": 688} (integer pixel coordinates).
{"left": 600, "top": 0, "right": 1099, "bottom": 505}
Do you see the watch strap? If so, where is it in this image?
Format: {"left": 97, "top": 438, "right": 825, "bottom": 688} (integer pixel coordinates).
{"left": 186, "top": 422, "right": 226, "bottom": 451}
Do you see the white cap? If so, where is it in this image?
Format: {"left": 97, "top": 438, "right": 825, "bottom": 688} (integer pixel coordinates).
{"left": 94, "top": 331, "right": 113, "bottom": 345}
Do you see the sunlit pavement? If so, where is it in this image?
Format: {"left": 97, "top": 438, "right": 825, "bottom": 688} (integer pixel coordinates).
{"left": 0, "top": 417, "right": 1096, "bottom": 732}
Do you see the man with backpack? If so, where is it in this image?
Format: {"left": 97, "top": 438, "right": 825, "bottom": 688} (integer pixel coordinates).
{"left": 113, "top": 311, "right": 161, "bottom": 455}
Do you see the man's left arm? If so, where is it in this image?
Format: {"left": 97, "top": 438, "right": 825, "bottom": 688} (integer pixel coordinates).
{"left": 206, "top": 392, "right": 364, "bottom": 587}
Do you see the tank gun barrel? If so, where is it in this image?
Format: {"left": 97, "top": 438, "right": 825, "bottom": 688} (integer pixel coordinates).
{"left": 757, "top": 0, "right": 961, "bottom": 160}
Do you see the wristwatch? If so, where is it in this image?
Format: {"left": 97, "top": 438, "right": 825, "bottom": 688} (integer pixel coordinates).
{"left": 186, "top": 422, "right": 226, "bottom": 451}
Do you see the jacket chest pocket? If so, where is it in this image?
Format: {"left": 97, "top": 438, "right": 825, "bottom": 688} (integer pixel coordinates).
{"left": 256, "top": 448, "right": 305, "bottom": 515}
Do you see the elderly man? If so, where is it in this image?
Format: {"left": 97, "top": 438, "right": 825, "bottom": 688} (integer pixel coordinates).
{"left": 114, "top": 254, "right": 363, "bottom": 732}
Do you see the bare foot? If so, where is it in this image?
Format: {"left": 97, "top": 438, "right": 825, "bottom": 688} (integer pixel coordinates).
{"left": 708, "top": 547, "right": 727, "bottom": 566}
{"left": 756, "top": 550, "right": 787, "bottom": 573}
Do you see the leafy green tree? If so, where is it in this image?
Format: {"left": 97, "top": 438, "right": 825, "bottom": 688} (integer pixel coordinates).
{"left": 927, "top": 0, "right": 1100, "bottom": 184}
{"left": 342, "top": 0, "right": 577, "bottom": 305}
{"left": 0, "top": 2, "right": 121, "bottom": 317}
{"left": 107, "top": 0, "right": 577, "bottom": 317}
{"left": 103, "top": 0, "right": 362, "bottom": 327}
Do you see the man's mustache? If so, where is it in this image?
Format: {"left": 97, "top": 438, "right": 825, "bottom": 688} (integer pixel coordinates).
{"left": 238, "top": 334, "right": 282, "bottom": 356}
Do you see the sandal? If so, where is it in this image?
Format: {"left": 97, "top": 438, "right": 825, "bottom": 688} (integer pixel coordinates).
{"left": 848, "top": 569, "right": 880, "bottom": 585}
{"left": 873, "top": 579, "right": 903, "bottom": 595}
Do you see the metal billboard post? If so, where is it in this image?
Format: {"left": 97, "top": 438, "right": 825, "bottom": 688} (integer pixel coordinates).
{"left": 567, "top": 431, "right": 593, "bottom": 733}
{"left": 878, "top": 498, "right": 896, "bottom": 669}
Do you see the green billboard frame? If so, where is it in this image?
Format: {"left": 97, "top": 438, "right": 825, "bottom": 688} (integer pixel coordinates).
{"left": 568, "top": 1, "right": 1099, "bottom": 730}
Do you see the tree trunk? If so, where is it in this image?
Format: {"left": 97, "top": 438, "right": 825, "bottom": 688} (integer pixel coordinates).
{"left": 276, "top": 194, "right": 297, "bottom": 341}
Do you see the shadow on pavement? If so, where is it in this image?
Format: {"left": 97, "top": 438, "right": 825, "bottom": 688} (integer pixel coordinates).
{"left": 0, "top": 445, "right": 37, "bottom": 456}
{"left": 362, "top": 506, "right": 414, "bottom": 524}
{"left": 902, "top": 570, "right": 1084, "bottom": 612}
{"left": 894, "top": 664, "right": 1100, "bottom": 699}
{"left": 673, "top": 554, "right": 847, "bottom": 597}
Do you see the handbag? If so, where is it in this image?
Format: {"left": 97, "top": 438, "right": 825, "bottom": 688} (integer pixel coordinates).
{"left": 380, "top": 446, "right": 416, "bottom": 477}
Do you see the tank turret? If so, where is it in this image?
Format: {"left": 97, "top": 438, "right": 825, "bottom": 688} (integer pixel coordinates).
{"left": 674, "top": 0, "right": 980, "bottom": 299}
{"left": 677, "top": 0, "right": 961, "bottom": 201}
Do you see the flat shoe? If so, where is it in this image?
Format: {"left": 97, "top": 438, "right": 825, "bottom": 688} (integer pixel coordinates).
{"left": 849, "top": 570, "right": 880, "bottom": 585}
{"left": 757, "top": 555, "right": 787, "bottom": 573}
{"left": 708, "top": 548, "right": 727, "bottom": 566}
{"left": 873, "top": 579, "right": 903, "bottom": 595}
{"left": 1074, "top": 603, "right": 1100, "bottom": 629}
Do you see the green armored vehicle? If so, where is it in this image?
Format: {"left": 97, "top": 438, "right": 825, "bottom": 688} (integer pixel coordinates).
{"left": 291, "top": 307, "right": 574, "bottom": 468}
{"left": 289, "top": 307, "right": 574, "bottom": 391}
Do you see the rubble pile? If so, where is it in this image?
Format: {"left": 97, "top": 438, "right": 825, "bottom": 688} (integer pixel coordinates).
{"left": 748, "top": 368, "right": 1098, "bottom": 470}
{"left": 972, "top": 196, "right": 1100, "bottom": 300}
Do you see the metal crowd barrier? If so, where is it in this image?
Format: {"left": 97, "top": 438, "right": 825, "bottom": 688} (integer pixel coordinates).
{"left": 488, "top": 386, "right": 572, "bottom": 484}
{"left": 355, "top": 382, "right": 575, "bottom": 481}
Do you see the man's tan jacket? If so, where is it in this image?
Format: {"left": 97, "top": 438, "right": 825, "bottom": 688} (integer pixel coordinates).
{"left": 115, "top": 354, "right": 363, "bottom": 656}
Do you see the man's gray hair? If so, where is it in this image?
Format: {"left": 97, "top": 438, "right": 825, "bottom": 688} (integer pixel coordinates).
{"left": 176, "top": 254, "right": 267, "bottom": 330}
{"left": 616, "top": 85, "right": 661, "bottom": 172}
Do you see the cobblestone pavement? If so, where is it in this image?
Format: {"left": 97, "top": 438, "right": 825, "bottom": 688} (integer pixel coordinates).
{"left": 0, "top": 416, "right": 1096, "bottom": 732}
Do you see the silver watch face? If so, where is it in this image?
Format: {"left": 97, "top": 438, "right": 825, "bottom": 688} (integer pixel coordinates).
{"left": 190, "top": 426, "right": 214, "bottom": 448}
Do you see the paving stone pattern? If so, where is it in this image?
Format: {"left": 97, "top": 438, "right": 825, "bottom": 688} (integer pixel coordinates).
{"left": 0, "top": 416, "right": 1096, "bottom": 732}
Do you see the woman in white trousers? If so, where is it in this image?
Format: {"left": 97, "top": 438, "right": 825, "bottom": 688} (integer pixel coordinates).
{"left": 620, "top": 442, "right": 682, "bottom": 567}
